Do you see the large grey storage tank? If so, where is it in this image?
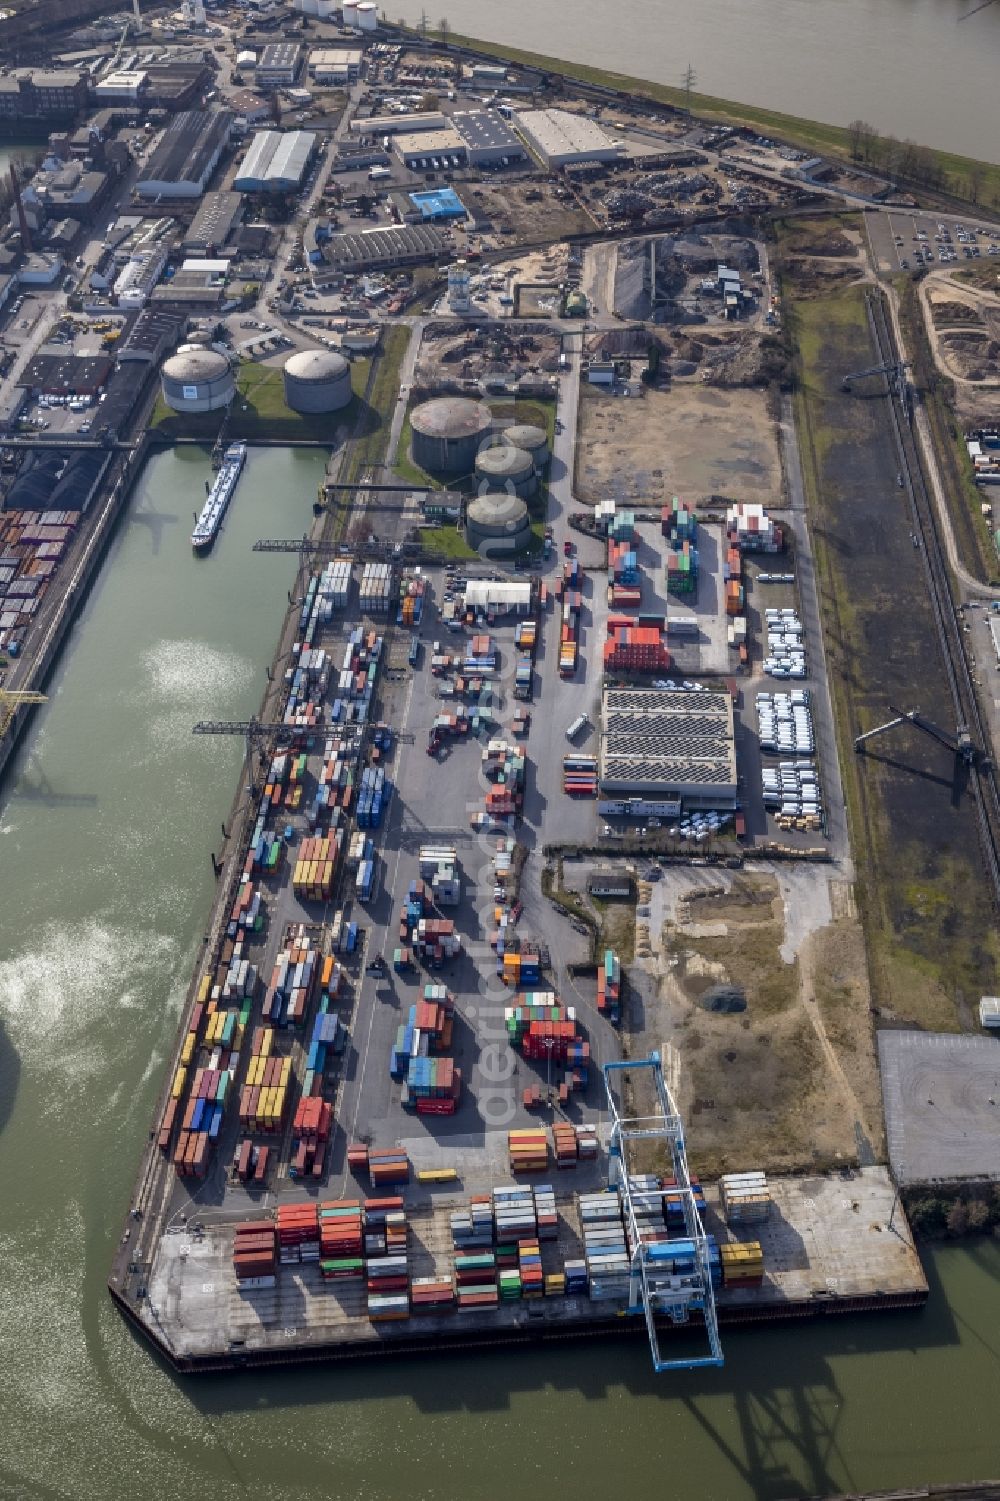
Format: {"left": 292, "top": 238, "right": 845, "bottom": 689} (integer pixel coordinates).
{"left": 410, "top": 396, "right": 492, "bottom": 475}
{"left": 474, "top": 443, "right": 537, "bottom": 499}
{"left": 282, "top": 348, "right": 353, "bottom": 414}
{"left": 160, "top": 348, "right": 234, "bottom": 413}
{"left": 502, "top": 423, "right": 549, "bottom": 470}
{"left": 466, "top": 490, "right": 531, "bottom": 552}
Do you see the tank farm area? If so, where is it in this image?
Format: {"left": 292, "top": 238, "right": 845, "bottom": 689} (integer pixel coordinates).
{"left": 109, "top": 367, "right": 929, "bottom": 1372}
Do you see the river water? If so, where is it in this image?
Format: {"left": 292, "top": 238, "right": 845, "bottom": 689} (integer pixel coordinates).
{"left": 1, "top": 446, "right": 1000, "bottom": 1500}
{"left": 397, "top": 0, "right": 1000, "bottom": 164}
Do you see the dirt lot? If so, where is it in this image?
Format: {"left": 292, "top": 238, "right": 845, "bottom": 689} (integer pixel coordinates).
{"left": 629, "top": 869, "right": 884, "bottom": 1178}
{"left": 414, "top": 320, "right": 562, "bottom": 385}
{"left": 575, "top": 382, "right": 782, "bottom": 505}
{"left": 461, "top": 181, "right": 596, "bottom": 244}
{"left": 937, "top": 330, "right": 1000, "bottom": 381}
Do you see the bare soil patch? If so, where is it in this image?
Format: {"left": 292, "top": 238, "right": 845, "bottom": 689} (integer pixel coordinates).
{"left": 635, "top": 873, "right": 881, "bottom": 1178}
{"left": 576, "top": 382, "right": 781, "bottom": 506}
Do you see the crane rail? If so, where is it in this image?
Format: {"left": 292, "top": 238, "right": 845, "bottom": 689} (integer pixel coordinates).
{"left": 865, "top": 289, "right": 1000, "bottom": 902}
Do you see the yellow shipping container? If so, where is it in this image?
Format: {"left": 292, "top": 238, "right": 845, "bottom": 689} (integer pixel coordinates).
{"left": 280, "top": 1057, "right": 292, "bottom": 1083}
{"left": 171, "top": 1066, "right": 187, "bottom": 1100}
{"left": 197, "top": 974, "right": 212, "bottom": 1005}
{"left": 181, "top": 1032, "right": 195, "bottom": 1066}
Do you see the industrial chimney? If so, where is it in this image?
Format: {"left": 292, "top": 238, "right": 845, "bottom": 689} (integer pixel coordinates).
{"left": 10, "top": 164, "right": 31, "bottom": 253}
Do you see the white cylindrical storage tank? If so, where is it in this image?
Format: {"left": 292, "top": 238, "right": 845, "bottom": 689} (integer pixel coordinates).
{"left": 474, "top": 443, "right": 537, "bottom": 498}
{"left": 160, "top": 348, "right": 235, "bottom": 413}
{"left": 341, "top": 0, "right": 360, "bottom": 27}
{"left": 236, "top": 49, "right": 256, "bottom": 68}
{"left": 466, "top": 491, "right": 531, "bottom": 551}
{"left": 502, "top": 422, "right": 549, "bottom": 470}
{"left": 356, "top": 0, "right": 377, "bottom": 27}
{"left": 314, "top": 0, "right": 336, "bottom": 14}
{"left": 410, "top": 396, "right": 493, "bottom": 475}
{"left": 282, "top": 348, "right": 353, "bottom": 414}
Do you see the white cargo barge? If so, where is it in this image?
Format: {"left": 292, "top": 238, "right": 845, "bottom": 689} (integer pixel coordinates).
{"left": 191, "top": 442, "right": 248, "bottom": 552}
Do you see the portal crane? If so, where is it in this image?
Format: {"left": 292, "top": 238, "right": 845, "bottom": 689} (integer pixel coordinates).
{"left": 603, "top": 1052, "right": 724, "bottom": 1373}
{"left": 0, "top": 689, "right": 47, "bottom": 739}
{"left": 854, "top": 703, "right": 975, "bottom": 763}
{"left": 192, "top": 717, "right": 312, "bottom": 759}
{"left": 842, "top": 359, "right": 909, "bottom": 401}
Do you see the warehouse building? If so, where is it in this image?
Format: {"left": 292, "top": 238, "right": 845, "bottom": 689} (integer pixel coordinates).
{"left": 255, "top": 42, "right": 303, "bottom": 90}
{"left": 349, "top": 111, "right": 446, "bottom": 137}
{"left": 137, "top": 110, "right": 232, "bottom": 198}
{"left": 514, "top": 108, "right": 622, "bottom": 169}
{"left": 408, "top": 187, "right": 466, "bottom": 222}
{"left": 308, "top": 47, "right": 363, "bottom": 83}
{"left": 600, "top": 685, "right": 737, "bottom": 810}
{"left": 312, "top": 223, "right": 447, "bottom": 280}
{"left": 463, "top": 580, "right": 532, "bottom": 615}
{"left": 19, "top": 352, "right": 113, "bottom": 396}
{"left": 115, "top": 308, "right": 181, "bottom": 364}
{"left": 587, "top": 867, "right": 635, "bottom": 899}
{"left": 453, "top": 110, "right": 525, "bottom": 167}
{"left": 93, "top": 69, "right": 148, "bottom": 103}
{"left": 182, "top": 190, "right": 242, "bottom": 254}
{"left": 234, "top": 129, "right": 316, "bottom": 192}
{"left": 392, "top": 128, "right": 465, "bottom": 169}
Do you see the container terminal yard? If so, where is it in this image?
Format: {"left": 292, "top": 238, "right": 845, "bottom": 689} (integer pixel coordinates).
{"left": 109, "top": 523, "right": 927, "bottom": 1371}
{"left": 0, "top": 3, "right": 997, "bottom": 1397}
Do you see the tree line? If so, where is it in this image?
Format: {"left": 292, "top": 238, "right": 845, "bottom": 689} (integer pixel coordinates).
{"left": 847, "top": 119, "right": 990, "bottom": 205}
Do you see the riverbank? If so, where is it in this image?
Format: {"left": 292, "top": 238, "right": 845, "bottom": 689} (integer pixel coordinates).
{"left": 425, "top": 30, "right": 1000, "bottom": 211}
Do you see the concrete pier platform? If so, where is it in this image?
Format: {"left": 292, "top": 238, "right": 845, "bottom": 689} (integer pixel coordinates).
{"left": 131, "top": 1166, "right": 927, "bottom": 1371}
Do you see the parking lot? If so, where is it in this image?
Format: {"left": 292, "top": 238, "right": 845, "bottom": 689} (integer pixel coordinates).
{"left": 867, "top": 208, "right": 1000, "bottom": 275}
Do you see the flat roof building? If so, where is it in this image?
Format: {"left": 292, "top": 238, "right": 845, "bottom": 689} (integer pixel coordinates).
{"left": 255, "top": 42, "right": 303, "bottom": 90}
{"left": 349, "top": 111, "right": 446, "bottom": 137}
{"left": 408, "top": 187, "right": 466, "bottom": 221}
{"left": 115, "top": 307, "right": 181, "bottom": 363}
{"left": 19, "top": 352, "right": 113, "bottom": 395}
{"left": 600, "top": 685, "right": 737, "bottom": 809}
{"left": 137, "top": 110, "right": 232, "bottom": 198}
{"left": 93, "top": 69, "right": 148, "bottom": 103}
{"left": 453, "top": 110, "right": 525, "bottom": 166}
{"left": 181, "top": 190, "right": 242, "bottom": 253}
{"left": 308, "top": 47, "right": 363, "bottom": 83}
{"left": 514, "top": 108, "right": 622, "bottom": 168}
{"left": 233, "top": 129, "right": 316, "bottom": 192}
{"left": 392, "top": 128, "right": 465, "bottom": 168}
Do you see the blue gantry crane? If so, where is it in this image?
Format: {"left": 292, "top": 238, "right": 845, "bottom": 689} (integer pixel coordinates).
{"left": 603, "top": 1052, "right": 724, "bottom": 1372}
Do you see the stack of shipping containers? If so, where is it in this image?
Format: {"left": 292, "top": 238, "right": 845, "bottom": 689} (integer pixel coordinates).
{"left": 359, "top": 561, "right": 392, "bottom": 613}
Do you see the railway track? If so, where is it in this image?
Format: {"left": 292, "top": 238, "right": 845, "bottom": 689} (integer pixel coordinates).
{"left": 865, "top": 288, "right": 1000, "bottom": 904}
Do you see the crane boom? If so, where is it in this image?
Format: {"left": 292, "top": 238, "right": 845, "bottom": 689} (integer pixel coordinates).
{"left": 854, "top": 704, "right": 975, "bottom": 762}
{"left": 0, "top": 689, "right": 48, "bottom": 739}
